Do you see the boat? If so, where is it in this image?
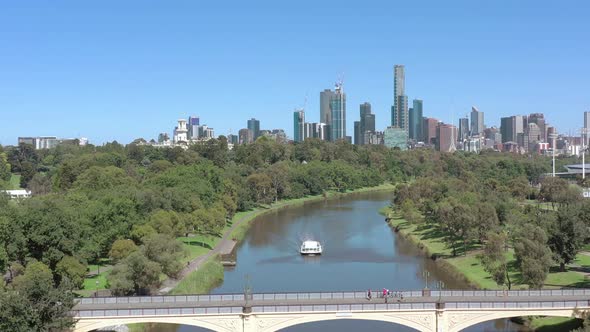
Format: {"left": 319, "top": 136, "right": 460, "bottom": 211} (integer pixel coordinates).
{"left": 300, "top": 240, "right": 322, "bottom": 255}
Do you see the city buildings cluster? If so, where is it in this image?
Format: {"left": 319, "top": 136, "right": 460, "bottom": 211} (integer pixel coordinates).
{"left": 17, "top": 136, "right": 88, "bottom": 150}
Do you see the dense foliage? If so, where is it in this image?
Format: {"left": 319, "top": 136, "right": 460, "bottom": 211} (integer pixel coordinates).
{"left": 0, "top": 137, "right": 581, "bottom": 328}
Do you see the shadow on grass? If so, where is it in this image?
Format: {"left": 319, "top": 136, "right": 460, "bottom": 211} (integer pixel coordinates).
{"left": 534, "top": 317, "right": 582, "bottom": 332}
{"left": 182, "top": 240, "right": 213, "bottom": 250}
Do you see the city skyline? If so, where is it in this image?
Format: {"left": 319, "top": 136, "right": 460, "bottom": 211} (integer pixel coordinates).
{"left": 1, "top": 1, "right": 589, "bottom": 145}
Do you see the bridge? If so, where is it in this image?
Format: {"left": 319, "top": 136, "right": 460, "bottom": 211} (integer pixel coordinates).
{"left": 73, "top": 289, "right": 590, "bottom": 332}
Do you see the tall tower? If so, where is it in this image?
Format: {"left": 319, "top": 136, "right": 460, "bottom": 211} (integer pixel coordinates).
{"left": 247, "top": 118, "right": 260, "bottom": 140}
{"left": 409, "top": 99, "right": 423, "bottom": 141}
{"left": 391, "top": 65, "right": 407, "bottom": 129}
{"left": 293, "top": 110, "right": 305, "bottom": 142}
{"left": 470, "top": 106, "right": 484, "bottom": 136}
{"left": 330, "top": 81, "right": 346, "bottom": 141}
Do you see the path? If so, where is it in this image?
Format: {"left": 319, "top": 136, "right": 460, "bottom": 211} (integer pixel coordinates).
{"left": 158, "top": 208, "right": 262, "bottom": 294}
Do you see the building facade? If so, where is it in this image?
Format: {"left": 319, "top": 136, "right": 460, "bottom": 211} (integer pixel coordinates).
{"left": 330, "top": 83, "right": 346, "bottom": 141}
{"left": 422, "top": 117, "right": 438, "bottom": 145}
{"left": 409, "top": 99, "right": 423, "bottom": 141}
{"left": 293, "top": 110, "right": 305, "bottom": 142}
{"left": 247, "top": 118, "right": 260, "bottom": 141}
{"left": 436, "top": 123, "right": 458, "bottom": 153}
{"left": 470, "top": 106, "right": 484, "bottom": 136}
{"left": 384, "top": 127, "right": 408, "bottom": 150}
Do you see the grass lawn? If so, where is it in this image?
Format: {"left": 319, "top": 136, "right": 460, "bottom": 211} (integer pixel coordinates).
{"left": 9, "top": 174, "right": 21, "bottom": 189}
{"left": 76, "top": 270, "right": 110, "bottom": 297}
{"left": 170, "top": 257, "right": 224, "bottom": 295}
{"left": 383, "top": 206, "right": 590, "bottom": 290}
{"left": 530, "top": 316, "right": 583, "bottom": 332}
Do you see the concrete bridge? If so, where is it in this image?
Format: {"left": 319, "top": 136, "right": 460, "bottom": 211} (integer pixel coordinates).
{"left": 73, "top": 289, "right": 590, "bottom": 332}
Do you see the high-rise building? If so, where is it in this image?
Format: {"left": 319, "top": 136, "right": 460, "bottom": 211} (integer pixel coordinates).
{"left": 422, "top": 117, "right": 438, "bottom": 145}
{"left": 391, "top": 65, "right": 406, "bottom": 127}
{"left": 409, "top": 99, "right": 423, "bottom": 141}
{"left": 470, "top": 106, "right": 484, "bottom": 136}
{"left": 458, "top": 117, "right": 469, "bottom": 142}
{"left": 354, "top": 121, "right": 361, "bottom": 145}
{"left": 585, "top": 112, "right": 590, "bottom": 130}
{"left": 528, "top": 113, "right": 546, "bottom": 142}
{"left": 500, "top": 115, "right": 525, "bottom": 143}
{"left": 436, "top": 123, "right": 458, "bottom": 153}
{"left": 247, "top": 118, "right": 260, "bottom": 140}
{"left": 227, "top": 134, "right": 239, "bottom": 145}
{"left": 238, "top": 128, "right": 253, "bottom": 144}
{"left": 330, "top": 83, "right": 346, "bottom": 141}
{"left": 357, "top": 102, "right": 375, "bottom": 145}
{"left": 304, "top": 122, "right": 313, "bottom": 140}
{"left": 188, "top": 116, "right": 200, "bottom": 139}
{"left": 293, "top": 110, "right": 305, "bottom": 142}
{"left": 320, "top": 89, "right": 334, "bottom": 128}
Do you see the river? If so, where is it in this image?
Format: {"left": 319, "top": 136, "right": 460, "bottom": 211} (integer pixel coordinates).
{"left": 141, "top": 191, "right": 530, "bottom": 331}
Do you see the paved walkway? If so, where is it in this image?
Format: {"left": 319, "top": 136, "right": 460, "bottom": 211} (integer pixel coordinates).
{"left": 158, "top": 209, "right": 261, "bottom": 294}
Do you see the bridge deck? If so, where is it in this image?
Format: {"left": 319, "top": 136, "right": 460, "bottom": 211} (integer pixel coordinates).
{"left": 74, "top": 294, "right": 590, "bottom": 311}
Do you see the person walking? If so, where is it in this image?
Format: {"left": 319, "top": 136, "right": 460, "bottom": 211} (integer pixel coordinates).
{"left": 367, "top": 289, "right": 372, "bottom": 300}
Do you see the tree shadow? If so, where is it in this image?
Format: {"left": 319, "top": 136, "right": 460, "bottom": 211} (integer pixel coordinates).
{"left": 183, "top": 240, "right": 213, "bottom": 250}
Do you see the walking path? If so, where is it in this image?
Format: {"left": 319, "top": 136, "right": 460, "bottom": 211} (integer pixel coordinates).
{"left": 158, "top": 209, "right": 261, "bottom": 294}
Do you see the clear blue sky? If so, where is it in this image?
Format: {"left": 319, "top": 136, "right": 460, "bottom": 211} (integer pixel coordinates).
{"left": 1, "top": 1, "right": 589, "bottom": 145}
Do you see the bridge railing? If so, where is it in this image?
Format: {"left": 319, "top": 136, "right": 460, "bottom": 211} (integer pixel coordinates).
{"left": 75, "top": 289, "right": 590, "bottom": 306}
{"left": 72, "top": 300, "right": 590, "bottom": 318}
{"left": 430, "top": 289, "right": 590, "bottom": 298}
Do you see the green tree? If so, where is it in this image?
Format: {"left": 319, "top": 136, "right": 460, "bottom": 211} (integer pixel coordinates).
{"left": 0, "top": 151, "right": 11, "bottom": 183}
{"left": 548, "top": 207, "right": 587, "bottom": 271}
{"left": 478, "top": 232, "right": 511, "bottom": 290}
{"left": 109, "top": 239, "right": 139, "bottom": 263}
{"left": 108, "top": 251, "right": 161, "bottom": 295}
{"left": 141, "top": 234, "right": 186, "bottom": 277}
{"left": 55, "top": 255, "right": 87, "bottom": 289}
{"left": 514, "top": 224, "right": 553, "bottom": 288}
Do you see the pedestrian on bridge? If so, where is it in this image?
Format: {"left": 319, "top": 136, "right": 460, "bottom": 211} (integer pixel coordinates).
{"left": 367, "top": 289, "right": 372, "bottom": 300}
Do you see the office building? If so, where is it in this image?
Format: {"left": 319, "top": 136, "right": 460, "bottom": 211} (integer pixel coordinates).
{"left": 227, "top": 134, "right": 239, "bottom": 145}
{"left": 500, "top": 115, "right": 525, "bottom": 143}
{"left": 384, "top": 127, "right": 408, "bottom": 150}
{"left": 304, "top": 122, "right": 313, "bottom": 140}
{"left": 528, "top": 113, "right": 546, "bottom": 142}
{"left": 320, "top": 89, "right": 334, "bottom": 130}
{"left": 458, "top": 118, "right": 469, "bottom": 142}
{"left": 247, "top": 118, "right": 260, "bottom": 140}
{"left": 364, "top": 131, "right": 384, "bottom": 145}
{"left": 354, "top": 121, "right": 361, "bottom": 145}
{"left": 585, "top": 112, "right": 590, "bottom": 130}
{"left": 188, "top": 116, "right": 200, "bottom": 139}
{"left": 293, "top": 110, "right": 305, "bottom": 142}
{"left": 524, "top": 122, "right": 541, "bottom": 152}
{"left": 436, "top": 123, "right": 458, "bottom": 153}
{"left": 422, "top": 117, "right": 438, "bottom": 145}
{"left": 238, "top": 128, "right": 253, "bottom": 144}
{"left": 470, "top": 106, "right": 484, "bottom": 136}
{"left": 330, "top": 83, "right": 346, "bottom": 141}
{"left": 409, "top": 99, "right": 423, "bottom": 141}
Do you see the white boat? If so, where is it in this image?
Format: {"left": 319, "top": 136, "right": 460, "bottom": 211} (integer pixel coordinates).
{"left": 300, "top": 240, "right": 322, "bottom": 255}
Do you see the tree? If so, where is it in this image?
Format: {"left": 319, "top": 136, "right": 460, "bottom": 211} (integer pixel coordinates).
{"left": 108, "top": 239, "right": 139, "bottom": 263}
{"left": 141, "top": 234, "right": 186, "bottom": 278}
{"left": 0, "top": 151, "right": 11, "bottom": 183}
{"left": 108, "top": 251, "right": 161, "bottom": 295}
{"left": 27, "top": 172, "right": 52, "bottom": 195}
{"left": 539, "top": 177, "right": 569, "bottom": 209}
{"left": 8, "top": 260, "right": 76, "bottom": 331}
{"left": 514, "top": 224, "right": 553, "bottom": 288}
{"left": 479, "top": 232, "right": 511, "bottom": 290}
{"left": 247, "top": 173, "right": 274, "bottom": 204}
{"left": 548, "top": 207, "right": 587, "bottom": 271}
{"left": 55, "top": 255, "right": 87, "bottom": 289}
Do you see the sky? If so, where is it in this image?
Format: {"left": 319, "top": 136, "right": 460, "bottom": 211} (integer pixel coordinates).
{"left": 1, "top": 1, "right": 589, "bottom": 145}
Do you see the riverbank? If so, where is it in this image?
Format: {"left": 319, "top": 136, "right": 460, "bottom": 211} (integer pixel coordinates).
{"left": 380, "top": 206, "right": 587, "bottom": 331}
{"left": 168, "top": 183, "right": 396, "bottom": 295}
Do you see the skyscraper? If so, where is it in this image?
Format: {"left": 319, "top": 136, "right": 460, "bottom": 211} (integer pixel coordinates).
{"left": 293, "top": 110, "right": 305, "bottom": 142}
{"left": 358, "top": 102, "right": 374, "bottom": 145}
{"left": 423, "top": 117, "right": 438, "bottom": 145}
{"left": 409, "top": 99, "right": 423, "bottom": 141}
{"left": 528, "top": 113, "right": 546, "bottom": 142}
{"left": 330, "top": 83, "right": 346, "bottom": 141}
{"left": 458, "top": 117, "right": 469, "bottom": 142}
{"left": 391, "top": 65, "right": 406, "bottom": 127}
{"left": 470, "top": 106, "right": 484, "bottom": 136}
{"left": 188, "top": 116, "right": 200, "bottom": 139}
{"left": 436, "top": 123, "right": 458, "bottom": 153}
{"left": 320, "top": 89, "right": 334, "bottom": 128}
{"left": 354, "top": 121, "right": 361, "bottom": 145}
{"left": 585, "top": 112, "right": 590, "bottom": 130}
{"left": 247, "top": 118, "right": 260, "bottom": 140}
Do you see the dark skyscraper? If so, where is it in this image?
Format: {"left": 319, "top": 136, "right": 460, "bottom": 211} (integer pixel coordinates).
{"left": 409, "top": 99, "right": 423, "bottom": 141}
{"left": 320, "top": 89, "right": 334, "bottom": 125}
{"left": 247, "top": 118, "right": 260, "bottom": 140}
{"left": 354, "top": 121, "right": 361, "bottom": 145}
{"left": 357, "top": 102, "right": 375, "bottom": 145}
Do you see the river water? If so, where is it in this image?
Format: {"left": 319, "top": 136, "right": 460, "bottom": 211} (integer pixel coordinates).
{"left": 141, "top": 191, "right": 530, "bottom": 331}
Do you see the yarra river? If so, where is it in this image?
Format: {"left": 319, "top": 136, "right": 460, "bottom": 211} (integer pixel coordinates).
{"left": 142, "top": 191, "right": 530, "bottom": 332}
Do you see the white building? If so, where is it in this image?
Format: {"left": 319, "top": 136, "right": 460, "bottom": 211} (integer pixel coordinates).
{"left": 173, "top": 119, "right": 188, "bottom": 143}
{"left": 1, "top": 190, "right": 32, "bottom": 199}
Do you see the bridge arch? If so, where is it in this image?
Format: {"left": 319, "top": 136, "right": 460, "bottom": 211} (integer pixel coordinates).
{"left": 260, "top": 311, "right": 434, "bottom": 332}
{"left": 75, "top": 316, "right": 240, "bottom": 332}
{"left": 447, "top": 309, "right": 580, "bottom": 332}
